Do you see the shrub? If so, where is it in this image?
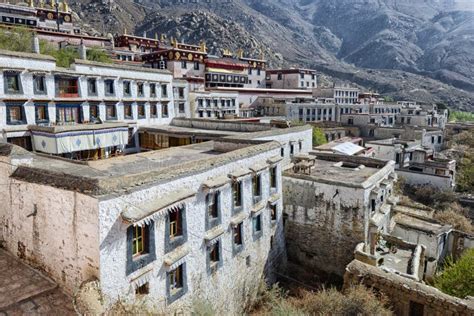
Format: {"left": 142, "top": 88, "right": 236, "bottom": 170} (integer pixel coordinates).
{"left": 434, "top": 249, "right": 474, "bottom": 299}
{"left": 0, "top": 27, "right": 33, "bottom": 53}
{"left": 87, "top": 47, "right": 112, "bottom": 63}
{"left": 449, "top": 111, "right": 474, "bottom": 123}
{"left": 434, "top": 209, "right": 474, "bottom": 234}
{"left": 312, "top": 127, "right": 327, "bottom": 147}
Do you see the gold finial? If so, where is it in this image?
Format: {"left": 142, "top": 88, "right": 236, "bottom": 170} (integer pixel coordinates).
{"left": 50, "top": 0, "right": 56, "bottom": 7}
{"left": 199, "top": 40, "right": 207, "bottom": 53}
{"left": 39, "top": 0, "right": 44, "bottom": 8}
{"left": 161, "top": 34, "right": 167, "bottom": 42}
{"left": 237, "top": 48, "right": 244, "bottom": 59}
{"left": 124, "top": 27, "right": 127, "bottom": 35}
{"left": 259, "top": 50, "right": 265, "bottom": 60}
{"left": 28, "top": 0, "right": 35, "bottom": 8}
{"left": 154, "top": 32, "right": 158, "bottom": 40}
{"left": 62, "top": 1, "right": 69, "bottom": 12}
{"left": 222, "top": 48, "right": 232, "bottom": 57}
{"left": 170, "top": 37, "right": 178, "bottom": 48}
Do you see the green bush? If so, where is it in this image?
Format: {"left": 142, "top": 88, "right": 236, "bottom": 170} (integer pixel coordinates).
{"left": 312, "top": 127, "right": 327, "bottom": 147}
{"left": 434, "top": 249, "right": 474, "bottom": 298}
{"left": 449, "top": 111, "right": 474, "bottom": 123}
{"left": 0, "top": 27, "right": 33, "bottom": 53}
{"left": 87, "top": 47, "right": 112, "bottom": 63}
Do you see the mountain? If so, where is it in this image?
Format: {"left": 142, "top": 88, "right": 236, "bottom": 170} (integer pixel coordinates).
{"left": 69, "top": 0, "right": 474, "bottom": 110}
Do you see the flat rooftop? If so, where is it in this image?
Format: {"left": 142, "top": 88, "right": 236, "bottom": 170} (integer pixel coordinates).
{"left": 5, "top": 139, "right": 279, "bottom": 197}
{"left": 285, "top": 157, "right": 388, "bottom": 188}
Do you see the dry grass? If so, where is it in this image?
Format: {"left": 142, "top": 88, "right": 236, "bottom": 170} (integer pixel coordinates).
{"left": 434, "top": 209, "right": 474, "bottom": 234}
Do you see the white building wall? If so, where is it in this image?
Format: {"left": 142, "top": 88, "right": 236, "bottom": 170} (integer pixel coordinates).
{"left": 97, "top": 148, "right": 285, "bottom": 313}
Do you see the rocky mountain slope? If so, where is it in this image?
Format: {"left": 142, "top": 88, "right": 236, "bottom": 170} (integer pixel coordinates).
{"left": 69, "top": 0, "right": 474, "bottom": 110}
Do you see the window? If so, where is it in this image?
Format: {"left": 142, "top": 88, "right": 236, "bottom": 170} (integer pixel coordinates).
{"left": 104, "top": 79, "right": 114, "bottom": 96}
{"left": 150, "top": 104, "right": 157, "bottom": 117}
{"left": 253, "top": 214, "right": 262, "bottom": 233}
{"left": 257, "top": 68, "right": 261, "bottom": 76}
{"left": 300, "top": 73, "right": 305, "bottom": 79}
{"left": 207, "top": 192, "right": 220, "bottom": 228}
{"left": 137, "top": 103, "right": 145, "bottom": 118}
{"left": 35, "top": 104, "right": 48, "bottom": 123}
{"left": 33, "top": 75, "right": 46, "bottom": 94}
{"left": 56, "top": 105, "right": 81, "bottom": 124}
{"left": 253, "top": 174, "right": 261, "bottom": 199}
{"left": 106, "top": 104, "right": 116, "bottom": 120}
{"left": 270, "top": 204, "right": 277, "bottom": 222}
{"left": 6, "top": 104, "right": 25, "bottom": 125}
{"left": 208, "top": 241, "right": 220, "bottom": 272}
{"left": 150, "top": 83, "right": 156, "bottom": 97}
{"left": 233, "top": 181, "right": 242, "bottom": 208}
{"left": 277, "top": 73, "right": 282, "bottom": 80}
{"left": 431, "top": 136, "right": 435, "bottom": 144}
{"left": 233, "top": 223, "right": 243, "bottom": 246}
{"left": 371, "top": 199, "right": 376, "bottom": 214}
{"left": 4, "top": 72, "right": 21, "bottom": 94}
{"left": 181, "top": 61, "right": 187, "bottom": 69}
{"left": 124, "top": 103, "right": 132, "bottom": 119}
{"left": 137, "top": 82, "right": 144, "bottom": 97}
{"left": 162, "top": 102, "right": 169, "bottom": 118}
{"left": 135, "top": 283, "right": 149, "bottom": 295}
{"left": 169, "top": 209, "right": 183, "bottom": 238}
{"left": 56, "top": 77, "right": 78, "bottom": 97}
{"left": 161, "top": 84, "right": 168, "bottom": 97}
{"left": 290, "top": 144, "right": 295, "bottom": 155}
{"left": 168, "top": 265, "right": 184, "bottom": 294}
{"left": 89, "top": 104, "right": 98, "bottom": 121}
{"left": 438, "top": 136, "right": 442, "bottom": 143}
{"left": 87, "top": 78, "right": 97, "bottom": 96}
{"left": 126, "top": 221, "right": 155, "bottom": 275}
{"left": 270, "top": 166, "right": 277, "bottom": 189}
{"left": 179, "top": 103, "right": 185, "bottom": 114}
{"left": 178, "top": 87, "right": 185, "bottom": 98}
{"left": 132, "top": 225, "right": 147, "bottom": 257}
{"left": 123, "top": 81, "right": 131, "bottom": 96}
{"left": 194, "top": 62, "right": 200, "bottom": 70}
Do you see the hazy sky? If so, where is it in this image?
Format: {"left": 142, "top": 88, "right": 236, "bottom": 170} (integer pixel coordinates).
{"left": 454, "top": 0, "right": 474, "bottom": 10}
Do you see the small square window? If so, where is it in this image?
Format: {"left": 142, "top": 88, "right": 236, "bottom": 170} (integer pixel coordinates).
{"left": 137, "top": 103, "right": 145, "bottom": 118}
{"left": 34, "top": 75, "right": 47, "bottom": 95}
{"left": 207, "top": 192, "right": 219, "bottom": 219}
{"left": 233, "top": 223, "right": 243, "bottom": 246}
{"left": 233, "top": 181, "right": 242, "bottom": 209}
{"left": 35, "top": 104, "right": 49, "bottom": 123}
{"left": 179, "top": 103, "right": 185, "bottom": 114}
{"left": 150, "top": 83, "right": 156, "bottom": 97}
{"left": 4, "top": 72, "right": 21, "bottom": 94}
{"left": 123, "top": 81, "right": 131, "bottom": 96}
{"left": 87, "top": 78, "right": 97, "bottom": 96}
{"left": 135, "top": 283, "right": 149, "bottom": 295}
{"left": 181, "top": 61, "right": 187, "bottom": 69}
{"left": 104, "top": 79, "right": 115, "bottom": 96}
{"left": 124, "top": 103, "right": 133, "bottom": 119}
{"left": 161, "top": 84, "right": 168, "bottom": 97}
{"left": 90, "top": 104, "right": 98, "bottom": 121}
{"left": 137, "top": 82, "right": 144, "bottom": 97}
{"left": 150, "top": 104, "right": 157, "bottom": 117}
{"left": 6, "top": 104, "right": 25, "bottom": 125}
{"left": 169, "top": 209, "right": 183, "bottom": 238}
{"left": 106, "top": 104, "right": 116, "bottom": 120}
{"left": 132, "top": 225, "right": 148, "bottom": 257}
{"left": 194, "top": 62, "right": 200, "bottom": 70}
{"left": 162, "top": 102, "right": 169, "bottom": 118}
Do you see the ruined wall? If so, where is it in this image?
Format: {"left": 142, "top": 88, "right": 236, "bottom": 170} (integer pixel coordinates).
{"left": 344, "top": 260, "right": 474, "bottom": 316}
{"left": 282, "top": 176, "right": 368, "bottom": 277}
{"left": 0, "top": 159, "right": 100, "bottom": 294}
{"left": 397, "top": 169, "right": 453, "bottom": 190}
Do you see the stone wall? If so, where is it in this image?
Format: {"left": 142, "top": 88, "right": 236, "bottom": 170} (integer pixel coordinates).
{"left": 282, "top": 176, "right": 368, "bottom": 278}
{"left": 344, "top": 260, "right": 474, "bottom": 316}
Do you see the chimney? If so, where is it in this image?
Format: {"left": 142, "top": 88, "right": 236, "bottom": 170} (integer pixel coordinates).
{"left": 79, "top": 38, "right": 87, "bottom": 60}
{"left": 32, "top": 33, "right": 40, "bottom": 54}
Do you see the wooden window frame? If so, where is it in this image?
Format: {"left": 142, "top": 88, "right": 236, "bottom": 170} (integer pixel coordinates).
{"left": 233, "top": 223, "right": 243, "bottom": 246}
{"left": 252, "top": 174, "right": 261, "bottom": 198}
{"left": 207, "top": 192, "right": 219, "bottom": 219}
{"left": 169, "top": 210, "right": 182, "bottom": 238}
{"left": 233, "top": 181, "right": 242, "bottom": 208}
{"left": 132, "top": 225, "right": 146, "bottom": 257}
{"left": 169, "top": 265, "right": 183, "bottom": 293}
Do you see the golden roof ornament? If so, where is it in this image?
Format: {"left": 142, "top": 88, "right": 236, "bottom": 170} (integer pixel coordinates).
{"left": 199, "top": 40, "right": 207, "bottom": 53}
{"left": 259, "top": 50, "right": 265, "bottom": 60}
{"left": 222, "top": 48, "right": 232, "bottom": 57}
{"left": 161, "top": 34, "right": 167, "bottom": 42}
{"left": 28, "top": 0, "right": 34, "bottom": 8}
{"left": 62, "top": 1, "right": 69, "bottom": 12}
{"left": 170, "top": 37, "right": 178, "bottom": 48}
{"left": 124, "top": 27, "right": 127, "bottom": 35}
{"left": 39, "top": 0, "right": 44, "bottom": 8}
{"left": 237, "top": 48, "right": 244, "bottom": 59}
{"left": 154, "top": 32, "right": 158, "bottom": 40}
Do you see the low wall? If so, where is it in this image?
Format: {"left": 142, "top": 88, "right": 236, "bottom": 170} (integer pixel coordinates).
{"left": 344, "top": 260, "right": 474, "bottom": 316}
{"left": 171, "top": 118, "right": 271, "bottom": 132}
{"left": 397, "top": 169, "right": 453, "bottom": 190}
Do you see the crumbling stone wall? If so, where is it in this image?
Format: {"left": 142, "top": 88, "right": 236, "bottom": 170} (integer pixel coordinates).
{"left": 344, "top": 260, "right": 474, "bottom": 316}
{"left": 283, "top": 176, "right": 367, "bottom": 278}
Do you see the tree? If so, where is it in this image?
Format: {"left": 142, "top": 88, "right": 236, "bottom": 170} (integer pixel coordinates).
{"left": 312, "top": 127, "right": 327, "bottom": 147}
{"left": 86, "top": 47, "right": 112, "bottom": 63}
{"left": 434, "top": 249, "right": 474, "bottom": 298}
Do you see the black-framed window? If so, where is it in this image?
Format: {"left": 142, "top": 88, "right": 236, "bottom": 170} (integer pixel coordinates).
{"left": 181, "top": 61, "right": 187, "bottom": 69}
{"left": 87, "top": 78, "right": 97, "bottom": 96}
{"left": 35, "top": 103, "right": 49, "bottom": 124}
{"left": 270, "top": 204, "right": 277, "bottom": 223}
{"left": 233, "top": 222, "right": 243, "bottom": 255}
{"left": 137, "top": 82, "right": 144, "bottom": 97}
{"left": 179, "top": 103, "right": 185, "bottom": 114}
{"left": 178, "top": 87, "right": 185, "bottom": 98}
{"left": 6, "top": 103, "right": 26, "bottom": 125}
{"left": 232, "top": 181, "right": 243, "bottom": 210}
{"left": 104, "top": 79, "right": 115, "bottom": 96}
{"left": 123, "top": 81, "right": 131, "bottom": 97}
{"left": 167, "top": 263, "right": 187, "bottom": 303}
{"left": 137, "top": 103, "right": 146, "bottom": 119}
{"left": 252, "top": 174, "right": 262, "bottom": 202}
{"left": 150, "top": 104, "right": 157, "bottom": 118}
{"left": 162, "top": 102, "right": 169, "bottom": 118}
{"left": 207, "top": 241, "right": 221, "bottom": 274}
{"left": 253, "top": 214, "right": 263, "bottom": 239}
{"left": 4, "top": 72, "right": 22, "bottom": 94}
{"left": 33, "top": 75, "right": 47, "bottom": 95}
{"left": 194, "top": 62, "right": 200, "bottom": 70}
{"left": 126, "top": 221, "right": 156, "bottom": 275}
{"left": 56, "top": 104, "right": 82, "bottom": 124}
{"left": 89, "top": 104, "right": 99, "bottom": 121}
{"left": 124, "top": 103, "right": 132, "bottom": 119}
{"left": 206, "top": 192, "right": 221, "bottom": 230}
{"left": 106, "top": 104, "right": 117, "bottom": 120}
{"left": 150, "top": 83, "right": 156, "bottom": 97}
{"left": 270, "top": 166, "right": 277, "bottom": 190}
{"left": 165, "top": 206, "right": 187, "bottom": 253}
{"left": 161, "top": 84, "right": 168, "bottom": 97}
